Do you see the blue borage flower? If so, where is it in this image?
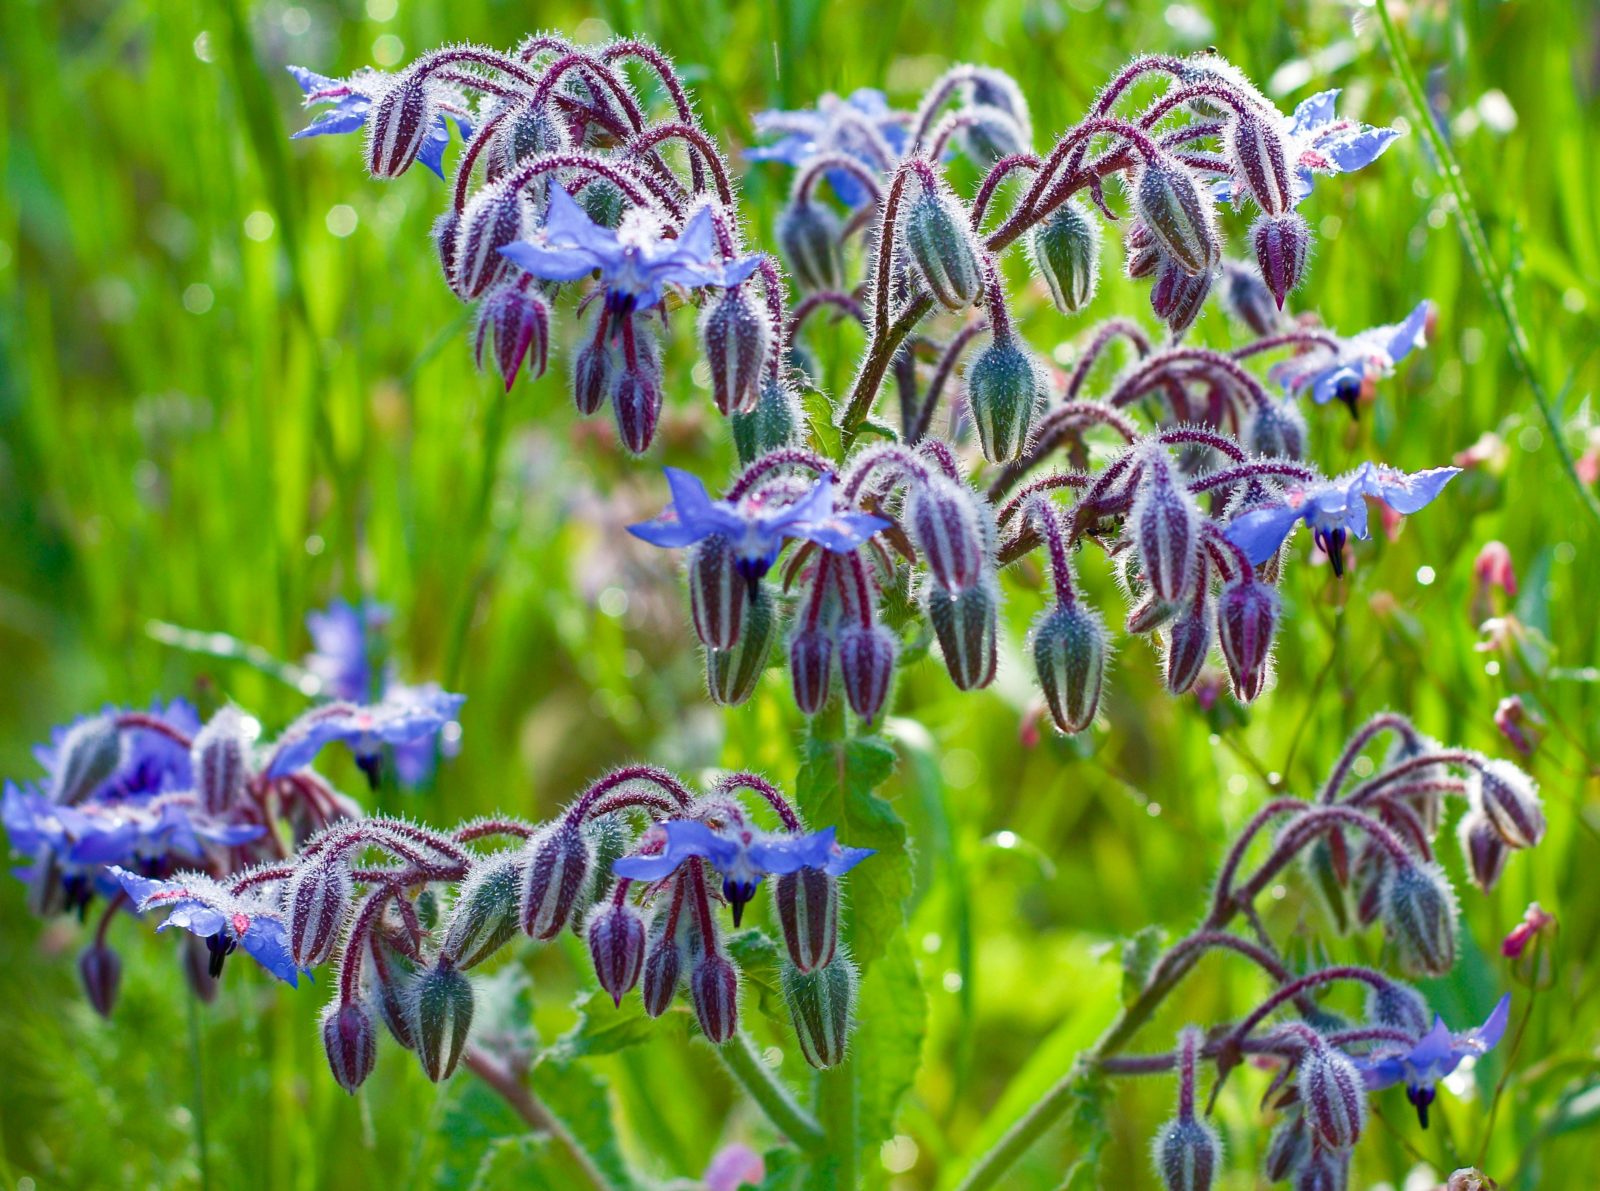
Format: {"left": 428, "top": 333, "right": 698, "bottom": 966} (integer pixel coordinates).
{"left": 747, "top": 88, "right": 911, "bottom": 207}
{"left": 500, "top": 182, "right": 762, "bottom": 318}
{"left": 265, "top": 686, "right": 466, "bottom": 780}
{"left": 1271, "top": 300, "right": 1434, "bottom": 411}
{"left": 287, "top": 66, "right": 472, "bottom": 181}
{"left": 1225, "top": 461, "right": 1460, "bottom": 576}
{"left": 1354, "top": 994, "right": 1510, "bottom": 1127}
{"left": 4, "top": 787, "right": 262, "bottom": 872}
{"left": 1216, "top": 89, "right": 1400, "bottom": 209}
{"left": 628, "top": 468, "right": 890, "bottom": 588}
{"left": 111, "top": 868, "right": 309, "bottom": 986}
{"left": 33, "top": 699, "right": 198, "bottom": 805}
{"left": 613, "top": 818, "right": 872, "bottom": 924}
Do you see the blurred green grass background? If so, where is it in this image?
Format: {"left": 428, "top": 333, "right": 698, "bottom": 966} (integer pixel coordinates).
{"left": 2, "top": 0, "right": 1599, "bottom": 1186}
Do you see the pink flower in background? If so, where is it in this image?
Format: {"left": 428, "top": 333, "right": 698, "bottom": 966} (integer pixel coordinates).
{"left": 704, "top": 1142, "right": 765, "bottom": 1191}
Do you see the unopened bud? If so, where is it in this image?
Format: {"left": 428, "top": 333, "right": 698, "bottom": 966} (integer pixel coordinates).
{"left": 1493, "top": 695, "right": 1540, "bottom": 757}
{"left": 925, "top": 577, "right": 999, "bottom": 691}
{"left": 903, "top": 191, "right": 982, "bottom": 310}
{"left": 1251, "top": 212, "right": 1310, "bottom": 309}
{"left": 1458, "top": 811, "right": 1508, "bottom": 892}
{"left": 1244, "top": 399, "right": 1307, "bottom": 460}
{"left": 775, "top": 868, "right": 838, "bottom": 973}
{"left": 689, "top": 535, "right": 749, "bottom": 651}
{"left": 777, "top": 203, "right": 844, "bottom": 293}
{"left": 788, "top": 626, "right": 835, "bottom": 716}
{"left": 367, "top": 930, "right": 418, "bottom": 1049}
{"left": 192, "top": 707, "right": 250, "bottom": 816}
{"left": 965, "top": 336, "right": 1045, "bottom": 463}
{"left": 731, "top": 379, "right": 803, "bottom": 467}
{"left": 1032, "top": 600, "right": 1109, "bottom": 735}
{"left": 1472, "top": 758, "right": 1544, "bottom": 849}
{"left": 1163, "top": 600, "right": 1214, "bottom": 695}
{"left": 366, "top": 74, "right": 435, "bottom": 178}
{"left": 1293, "top": 1148, "right": 1349, "bottom": 1191}
{"left": 701, "top": 286, "right": 771, "bottom": 416}
{"left": 1134, "top": 155, "right": 1220, "bottom": 276}
{"left": 51, "top": 715, "right": 121, "bottom": 805}
{"left": 838, "top": 624, "right": 897, "bottom": 725}
{"left": 1503, "top": 902, "right": 1556, "bottom": 990}
{"left": 520, "top": 820, "right": 592, "bottom": 940}
{"left": 579, "top": 178, "right": 627, "bottom": 228}
{"left": 1263, "top": 1110, "right": 1310, "bottom": 1181}
{"left": 411, "top": 959, "right": 474, "bottom": 1082}
{"left": 442, "top": 853, "right": 524, "bottom": 970}
{"left": 907, "top": 476, "right": 987, "bottom": 593}
{"left": 456, "top": 185, "right": 529, "bottom": 299}
{"left": 690, "top": 952, "right": 740, "bottom": 1044}
{"left": 1132, "top": 457, "right": 1200, "bottom": 603}
{"left": 1383, "top": 861, "right": 1459, "bottom": 977}
{"left": 1227, "top": 108, "right": 1293, "bottom": 216}
{"left": 571, "top": 340, "right": 612, "bottom": 416}
{"left": 959, "top": 105, "right": 1029, "bottom": 165}
{"left": 1151, "top": 1117, "right": 1221, "bottom": 1191}
{"left": 1030, "top": 199, "right": 1101, "bottom": 314}
{"left": 1217, "top": 580, "right": 1278, "bottom": 702}
{"left": 433, "top": 210, "right": 462, "bottom": 295}
{"left": 1303, "top": 835, "right": 1351, "bottom": 935}
{"left": 783, "top": 956, "right": 855, "bottom": 1069}
{"left": 1297, "top": 1043, "right": 1366, "bottom": 1149}
{"left": 1366, "top": 979, "right": 1430, "bottom": 1036}
{"left": 1124, "top": 220, "right": 1162, "bottom": 280}
{"left": 1150, "top": 257, "right": 1212, "bottom": 336}
{"left": 611, "top": 360, "right": 664, "bottom": 455}
{"left": 78, "top": 942, "right": 122, "bottom": 1018}
{"left": 474, "top": 284, "right": 550, "bottom": 391}
{"left": 708, "top": 585, "right": 779, "bottom": 707}
{"left": 587, "top": 901, "right": 648, "bottom": 1006}
{"left": 321, "top": 999, "right": 378, "bottom": 1094}
{"left": 1220, "top": 260, "right": 1280, "bottom": 335}
{"left": 286, "top": 855, "right": 354, "bottom": 968}
{"left": 641, "top": 912, "right": 685, "bottom": 1018}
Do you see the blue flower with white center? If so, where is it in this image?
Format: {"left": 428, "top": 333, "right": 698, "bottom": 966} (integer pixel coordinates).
{"left": 1225, "top": 461, "right": 1460, "bottom": 577}
{"left": 1215, "top": 89, "right": 1400, "bottom": 209}
{"left": 1271, "top": 300, "right": 1434, "bottom": 414}
{"left": 499, "top": 183, "right": 761, "bottom": 319}
{"left": 1355, "top": 994, "right": 1510, "bottom": 1128}
{"left": 111, "top": 868, "right": 309, "bottom": 986}
{"left": 613, "top": 818, "right": 872, "bottom": 925}
{"left": 748, "top": 88, "right": 910, "bottom": 207}
{"left": 628, "top": 468, "right": 890, "bottom": 590}
{"left": 305, "top": 598, "right": 390, "bottom": 702}
{"left": 265, "top": 686, "right": 466, "bottom": 781}
{"left": 287, "top": 66, "right": 472, "bottom": 181}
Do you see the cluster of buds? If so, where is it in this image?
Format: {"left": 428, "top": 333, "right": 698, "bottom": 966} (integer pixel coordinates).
{"left": 109, "top": 765, "right": 869, "bottom": 1092}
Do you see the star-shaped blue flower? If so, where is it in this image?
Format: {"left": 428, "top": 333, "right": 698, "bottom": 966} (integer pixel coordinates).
{"left": 613, "top": 818, "right": 872, "bottom": 924}
{"left": 1355, "top": 994, "right": 1510, "bottom": 1128}
{"left": 4, "top": 786, "right": 262, "bottom": 869}
{"left": 1284, "top": 89, "right": 1402, "bottom": 202}
{"left": 305, "top": 598, "right": 390, "bottom": 702}
{"left": 747, "top": 88, "right": 910, "bottom": 207}
{"left": 287, "top": 66, "right": 472, "bottom": 181}
{"left": 30, "top": 699, "right": 199, "bottom": 806}
{"left": 112, "top": 867, "right": 309, "bottom": 986}
{"left": 1225, "top": 461, "right": 1460, "bottom": 576}
{"left": 1271, "top": 300, "right": 1434, "bottom": 411}
{"left": 265, "top": 686, "right": 466, "bottom": 779}
{"left": 628, "top": 468, "right": 890, "bottom": 588}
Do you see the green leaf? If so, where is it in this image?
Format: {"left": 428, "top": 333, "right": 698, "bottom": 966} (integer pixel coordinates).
{"left": 800, "top": 386, "right": 842, "bottom": 460}
{"left": 727, "top": 927, "right": 791, "bottom": 1030}
{"left": 545, "top": 989, "right": 659, "bottom": 1063}
{"left": 1118, "top": 926, "right": 1165, "bottom": 1007}
{"left": 854, "top": 932, "right": 927, "bottom": 1153}
{"left": 525, "top": 1059, "right": 635, "bottom": 1190}
{"left": 1059, "top": 1064, "right": 1111, "bottom": 1189}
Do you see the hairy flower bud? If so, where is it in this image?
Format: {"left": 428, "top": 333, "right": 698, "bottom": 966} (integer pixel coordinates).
{"left": 1030, "top": 199, "right": 1101, "bottom": 314}
{"left": 783, "top": 956, "right": 855, "bottom": 1069}
{"left": 442, "top": 853, "right": 524, "bottom": 970}
{"left": 1294, "top": 1148, "right": 1349, "bottom": 1191}
{"left": 1304, "top": 835, "right": 1352, "bottom": 935}
{"left": 587, "top": 901, "right": 648, "bottom": 1007}
{"left": 838, "top": 624, "right": 897, "bottom": 725}
{"left": 731, "top": 379, "right": 803, "bottom": 467}
{"left": 192, "top": 706, "right": 250, "bottom": 817}
{"left": 321, "top": 999, "right": 378, "bottom": 1094}
{"left": 925, "top": 577, "right": 999, "bottom": 691}
{"left": 571, "top": 340, "right": 612, "bottom": 416}
{"left": 78, "top": 942, "right": 122, "bottom": 1018}
{"left": 965, "top": 337, "right": 1045, "bottom": 463}
{"left": 1124, "top": 220, "right": 1162, "bottom": 280}
{"left": 433, "top": 209, "right": 463, "bottom": 294}
{"left": 411, "top": 959, "right": 474, "bottom": 1082}
{"left": 1459, "top": 811, "right": 1509, "bottom": 891}
{"left": 641, "top": 911, "right": 685, "bottom": 1018}
{"left": 1032, "top": 600, "right": 1109, "bottom": 735}
{"left": 1263, "top": 1111, "right": 1311, "bottom": 1181}
{"left": 1366, "top": 979, "right": 1430, "bottom": 1036}
{"left": 1163, "top": 599, "right": 1214, "bottom": 694}
{"left": 689, "top": 535, "right": 749, "bottom": 651}
{"left": 1132, "top": 457, "right": 1200, "bottom": 603}
{"left": 690, "top": 952, "right": 740, "bottom": 1044}
{"left": 1244, "top": 399, "right": 1307, "bottom": 460}
{"left": 1220, "top": 260, "right": 1280, "bottom": 335}
{"left": 959, "top": 105, "right": 1029, "bottom": 165}
{"left": 456, "top": 185, "right": 529, "bottom": 299}
{"left": 1383, "top": 861, "right": 1459, "bottom": 977}
{"left": 1298, "top": 1044, "right": 1366, "bottom": 1149}
{"left": 1135, "top": 154, "right": 1220, "bottom": 276}
{"left": 788, "top": 626, "right": 835, "bottom": 716}
{"left": 51, "top": 715, "right": 121, "bottom": 805}
{"left": 474, "top": 284, "right": 550, "bottom": 391}
{"left": 1252, "top": 212, "right": 1310, "bottom": 309}
{"left": 367, "top": 930, "right": 418, "bottom": 1049}
{"left": 1472, "top": 758, "right": 1544, "bottom": 849}
{"left": 775, "top": 867, "right": 838, "bottom": 974}
{"left": 520, "top": 820, "right": 592, "bottom": 940}
{"left": 701, "top": 286, "right": 771, "bottom": 416}
{"left": 1150, "top": 258, "right": 1212, "bottom": 336}
{"left": 903, "top": 191, "right": 982, "bottom": 310}
{"left": 1227, "top": 108, "right": 1293, "bottom": 216}
{"left": 366, "top": 74, "right": 435, "bottom": 178}
{"left": 611, "top": 361, "right": 664, "bottom": 455}
{"left": 709, "top": 585, "right": 779, "bottom": 707}
{"left": 908, "top": 476, "right": 987, "bottom": 593}
{"left": 286, "top": 855, "right": 354, "bottom": 968}
{"left": 777, "top": 202, "right": 844, "bottom": 293}
{"left": 1217, "top": 580, "right": 1278, "bottom": 703}
{"left": 183, "top": 933, "right": 220, "bottom": 1005}
{"left": 1151, "top": 1117, "right": 1221, "bottom": 1191}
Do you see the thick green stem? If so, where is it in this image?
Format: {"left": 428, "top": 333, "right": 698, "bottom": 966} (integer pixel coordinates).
{"left": 817, "top": 1056, "right": 859, "bottom": 1188}
{"left": 718, "top": 1031, "right": 827, "bottom": 1152}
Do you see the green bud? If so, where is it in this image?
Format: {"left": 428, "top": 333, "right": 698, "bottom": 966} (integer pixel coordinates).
{"left": 412, "top": 959, "right": 475, "bottom": 1082}
{"left": 1031, "top": 600, "right": 1109, "bottom": 735}
{"left": 441, "top": 854, "right": 524, "bottom": 970}
{"left": 1029, "top": 199, "right": 1101, "bottom": 314}
{"left": 965, "top": 337, "right": 1045, "bottom": 463}
{"left": 731, "top": 378, "right": 804, "bottom": 467}
{"left": 902, "top": 191, "right": 982, "bottom": 310}
{"left": 782, "top": 955, "right": 856, "bottom": 1069}
{"left": 707, "top": 583, "right": 780, "bottom": 706}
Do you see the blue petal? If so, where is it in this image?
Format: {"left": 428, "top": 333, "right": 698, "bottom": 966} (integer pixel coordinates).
{"left": 286, "top": 65, "right": 340, "bottom": 95}
{"left": 238, "top": 916, "right": 308, "bottom": 987}
{"left": 672, "top": 207, "right": 718, "bottom": 265}
{"left": 793, "top": 511, "right": 893, "bottom": 553}
{"left": 612, "top": 819, "right": 731, "bottom": 880}
{"left": 1226, "top": 503, "right": 1304, "bottom": 564}
{"left": 159, "top": 901, "right": 230, "bottom": 938}
{"left": 1357, "top": 1052, "right": 1407, "bottom": 1091}
{"left": 627, "top": 514, "right": 714, "bottom": 549}
{"left": 543, "top": 180, "right": 609, "bottom": 247}
{"left": 291, "top": 99, "right": 371, "bottom": 140}
{"left": 717, "top": 254, "right": 764, "bottom": 288}
{"left": 110, "top": 866, "right": 176, "bottom": 908}
{"left": 1310, "top": 362, "right": 1362, "bottom": 406}
{"left": 499, "top": 240, "right": 606, "bottom": 284}
{"left": 821, "top": 844, "right": 874, "bottom": 876}
{"left": 1289, "top": 90, "right": 1340, "bottom": 137}
{"left": 746, "top": 826, "right": 839, "bottom": 875}
{"left": 1471, "top": 993, "right": 1512, "bottom": 1052}
{"left": 1313, "top": 124, "right": 1401, "bottom": 176}
{"left": 415, "top": 116, "right": 457, "bottom": 181}
{"left": 745, "top": 135, "right": 813, "bottom": 167}
{"left": 1384, "top": 300, "right": 1433, "bottom": 364}
{"left": 1407, "top": 1015, "right": 1458, "bottom": 1077}
{"left": 1369, "top": 465, "right": 1459, "bottom": 515}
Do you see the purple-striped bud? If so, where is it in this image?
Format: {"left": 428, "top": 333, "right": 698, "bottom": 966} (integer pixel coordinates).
{"left": 411, "top": 959, "right": 474, "bottom": 1082}
{"left": 520, "top": 820, "right": 593, "bottom": 940}
{"left": 367, "top": 930, "right": 418, "bottom": 1049}
{"left": 701, "top": 286, "right": 771, "bottom": 416}
{"left": 587, "top": 901, "right": 648, "bottom": 1006}
{"left": 1031, "top": 600, "right": 1109, "bottom": 735}
{"left": 788, "top": 626, "right": 835, "bottom": 716}
{"left": 192, "top": 706, "right": 250, "bottom": 816}
{"left": 456, "top": 185, "right": 529, "bottom": 299}
{"left": 611, "top": 362, "right": 664, "bottom": 455}
{"left": 925, "top": 577, "right": 999, "bottom": 691}
{"left": 473, "top": 284, "right": 549, "bottom": 392}
{"left": 286, "top": 855, "right": 354, "bottom": 968}
{"left": 965, "top": 337, "right": 1045, "bottom": 463}
{"left": 1244, "top": 399, "right": 1307, "bottom": 460}
{"left": 78, "top": 942, "right": 122, "bottom": 1018}
{"left": 1263, "top": 1111, "right": 1311, "bottom": 1181}
{"left": 731, "top": 378, "right": 803, "bottom": 467}
{"left": 571, "top": 340, "right": 612, "bottom": 416}
{"left": 775, "top": 868, "right": 838, "bottom": 973}
{"left": 1217, "top": 580, "right": 1278, "bottom": 703}
{"left": 1132, "top": 456, "right": 1200, "bottom": 603}
{"left": 641, "top": 911, "right": 685, "bottom": 1018}
{"left": 1252, "top": 212, "right": 1311, "bottom": 309}
{"left": 321, "top": 999, "right": 378, "bottom": 1094}
{"left": 1472, "top": 758, "right": 1544, "bottom": 849}
{"left": 494, "top": 105, "right": 564, "bottom": 173}
{"left": 783, "top": 956, "right": 855, "bottom": 1069}
{"left": 1151, "top": 1117, "right": 1220, "bottom": 1191}
{"left": 690, "top": 952, "right": 740, "bottom": 1044}
{"left": 433, "top": 210, "right": 463, "bottom": 295}
{"left": 365, "top": 74, "right": 435, "bottom": 178}
{"left": 1227, "top": 108, "right": 1293, "bottom": 216}
{"left": 1292, "top": 1147, "right": 1348, "bottom": 1191}
{"left": 907, "top": 476, "right": 987, "bottom": 593}
{"left": 1298, "top": 1043, "right": 1366, "bottom": 1148}
{"left": 50, "top": 714, "right": 120, "bottom": 805}
{"left": 903, "top": 191, "right": 983, "bottom": 310}
{"left": 1150, "top": 257, "right": 1212, "bottom": 336}
{"left": 1163, "top": 599, "right": 1214, "bottom": 694}
{"left": 708, "top": 585, "right": 779, "bottom": 707}
{"left": 1383, "top": 861, "right": 1459, "bottom": 977}
{"left": 1366, "top": 979, "right": 1430, "bottom": 1036}
{"left": 1459, "top": 811, "right": 1509, "bottom": 891}
{"left": 838, "top": 624, "right": 897, "bottom": 725}
{"left": 1134, "top": 154, "right": 1220, "bottom": 276}
{"left": 689, "top": 535, "right": 749, "bottom": 651}
{"left": 1029, "top": 199, "right": 1101, "bottom": 314}
{"left": 1220, "top": 260, "right": 1281, "bottom": 336}
{"left": 777, "top": 202, "right": 844, "bottom": 293}
{"left": 1124, "top": 221, "right": 1162, "bottom": 280}
{"left": 442, "top": 853, "right": 524, "bottom": 970}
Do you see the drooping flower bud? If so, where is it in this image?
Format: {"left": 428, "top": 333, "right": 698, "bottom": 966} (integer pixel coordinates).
{"left": 411, "top": 959, "right": 475, "bottom": 1082}
{"left": 321, "top": 999, "right": 378, "bottom": 1094}
{"left": 365, "top": 73, "right": 435, "bottom": 178}
{"left": 641, "top": 911, "right": 685, "bottom": 1018}
{"left": 1031, "top": 600, "right": 1109, "bottom": 735}
{"left": 1226, "top": 108, "right": 1293, "bottom": 216}
{"left": 1293, "top": 1148, "right": 1349, "bottom": 1191}
{"left": 1217, "top": 580, "right": 1278, "bottom": 703}
{"left": 78, "top": 942, "right": 122, "bottom": 1018}
{"left": 1303, "top": 835, "right": 1352, "bottom": 935}
{"left": 689, "top": 535, "right": 749, "bottom": 651}
{"left": 1251, "top": 212, "right": 1310, "bottom": 309}
{"left": 1503, "top": 902, "right": 1556, "bottom": 990}
{"left": 701, "top": 286, "right": 771, "bottom": 416}
{"left": 1131, "top": 456, "right": 1200, "bottom": 603}
{"left": 50, "top": 715, "right": 121, "bottom": 806}
{"left": 579, "top": 178, "right": 627, "bottom": 228}
{"left": 1029, "top": 199, "right": 1101, "bottom": 314}
{"left": 520, "top": 819, "right": 593, "bottom": 940}
{"left": 907, "top": 476, "right": 987, "bottom": 593}
{"left": 731, "top": 378, "right": 803, "bottom": 467}
{"left": 367, "top": 930, "right": 418, "bottom": 1049}
{"left": 959, "top": 105, "right": 1030, "bottom": 165}
{"left": 1297, "top": 1043, "right": 1366, "bottom": 1148}
{"left": 1151, "top": 1117, "right": 1221, "bottom": 1191}
{"left": 1472, "top": 758, "right": 1544, "bottom": 849}
{"left": 286, "top": 855, "right": 354, "bottom": 969}
{"left": 782, "top": 956, "right": 855, "bottom": 1069}
{"left": 611, "top": 359, "right": 664, "bottom": 455}
{"left": 571, "top": 339, "right": 612, "bottom": 416}
{"left": 586, "top": 901, "right": 648, "bottom": 1007}
{"left": 788, "top": 626, "right": 835, "bottom": 716}
{"left": 1220, "top": 260, "right": 1280, "bottom": 335}
{"left": 1163, "top": 599, "right": 1213, "bottom": 695}
{"left": 777, "top": 203, "right": 844, "bottom": 293}
{"left": 1458, "top": 810, "right": 1508, "bottom": 891}
{"left": 474, "top": 284, "right": 550, "bottom": 391}
{"left": 690, "top": 952, "right": 740, "bottom": 1044}
{"left": 775, "top": 867, "right": 838, "bottom": 974}
{"left": 1263, "top": 1110, "right": 1311, "bottom": 1181}
{"left": 456, "top": 185, "right": 530, "bottom": 300}
{"left": 708, "top": 584, "right": 779, "bottom": 707}
{"left": 1134, "top": 154, "right": 1220, "bottom": 276}
{"left": 838, "top": 624, "right": 897, "bottom": 725}
{"left": 925, "top": 578, "right": 999, "bottom": 691}
{"left": 1493, "top": 695, "right": 1540, "bottom": 757}
{"left": 1366, "top": 978, "right": 1430, "bottom": 1036}
{"left": 965, "top": 336, "right": 1045, "bottom": 463}
{"left": 192, "top": 706, "right": 250, "bottom": 817}
{"left": 1383, "top": 860, "right": 1459, "bottom": 977}
{"left": 433, "top": 210, "right": 462, "bottom": 294}
{"left": 442, "top": 853, "right": 524, "bottom": 970}
{"left": 1150, "top": 258, "right": 1212, "bottom": 336}
{"left": 1124, "top": 220, "right": 1162, "bottom": 280}
{"left": 494, "top": 104, "right": 564, "bottom": 173}
{"left": 902, "top": 190, "right": 982, "bottom": 310}
{"left": 1244, "top": 399, "right": 1307, "bottom": 460}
